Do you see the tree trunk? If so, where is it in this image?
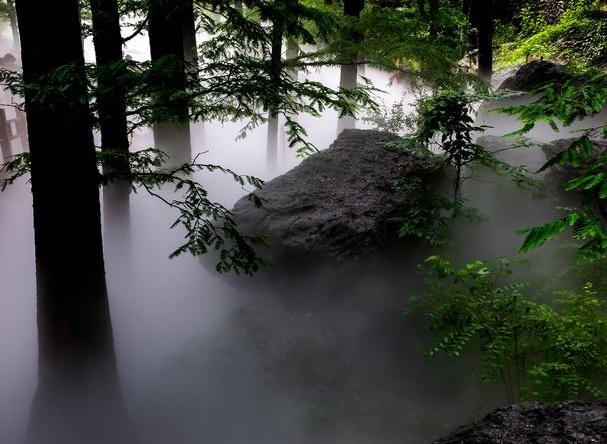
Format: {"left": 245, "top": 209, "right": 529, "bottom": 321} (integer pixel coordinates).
{"left": 429, "top": 0, "right": 438, "bottom": 37}
{"left": 182, "top": 0, "right": 198, "bottom": 62}
{"left": 148, "top": 0, "right": 192, "bottom": 165}
{"left": 343, "top": 0, "right": 364, "bottom": 17}
{"left": 477, "top": 0, "right": 493, "bottom": 81}
{"left": 7, "top": 0, "right": 19, "bottom": 51}
{"left": 466, "top": 0, "right": 480, "bottom": 51}
{"left": 14, "top": 0, "right": 129, "bottom": 443}
{"left": 339, "top": 0, "right": 363, "bottom": 136}
{"left": 89, "top": 0, "right": 131, "bottom": 235}
{"left": 266, "top": 0, "right": 284, "bottom": 173}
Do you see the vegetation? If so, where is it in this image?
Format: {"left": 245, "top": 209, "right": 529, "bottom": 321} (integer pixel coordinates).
{"left": 411, "top": 256, "right": 607, "bottom": 403}
{"left": 502, "top": 70, "right": 607, "bottom": 261}
{"left": 5, "top": 0, "right": 607, "bottom": 442}
{"left": 497, "top": 1, "right": 607, "bottom": 69}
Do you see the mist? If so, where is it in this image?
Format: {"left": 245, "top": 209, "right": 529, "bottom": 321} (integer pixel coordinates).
{"left": 0, "top": 11, "right": 598, "bottom": 444}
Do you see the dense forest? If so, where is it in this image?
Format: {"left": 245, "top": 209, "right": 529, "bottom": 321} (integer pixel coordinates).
{"left": 1, "top": 0, "right": 607, "bottom": 443}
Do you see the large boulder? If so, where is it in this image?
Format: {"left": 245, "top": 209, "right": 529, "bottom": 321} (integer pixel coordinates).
{"left": 434, "top": 402, "right": 607, "bottom": 444}
{"left": 231, "top": 129, "right": 438, "bottom": 267}
{"left": 498, "top": 60, "right": 566, "bottom": 92}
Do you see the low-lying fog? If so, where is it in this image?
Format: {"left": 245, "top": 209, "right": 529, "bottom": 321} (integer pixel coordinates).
{"left": 0, "top": 22, "right": 600, "bottom": 444}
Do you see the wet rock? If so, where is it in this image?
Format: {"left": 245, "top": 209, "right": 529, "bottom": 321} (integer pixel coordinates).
{"left": 231, "top": 129, "right": 439, "bottom": 267}
{"left": 498, "top": 60, "right": 566, "bottom": 92}
{"left": 434, "top": 401, "right": 607, "bottom": 444}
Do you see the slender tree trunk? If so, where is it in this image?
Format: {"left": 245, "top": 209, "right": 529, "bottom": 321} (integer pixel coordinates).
{"left": 89, "top": 0, "right": 134, "bottom": 326}
{"left": 148, "top": 0, "right": 192, "bottom": 165}
{"left": 89, "top": 0, "right": 132, "bottom": 241}
{"left": 7, "top": 0, "right": 19, "bottom": 51}
{"left": 344, "top": 0, "right": 364, "bottom": 17}
{"left": 15, "top": 1, "right": 129, "bottom": 443}
{"left": 182, "top": 0, "right": 198, "bottom": 62}
{"left": 466, "top": 0, "right": 480, "bottom": 51}
{"left": 266, "top": 0, "right": 284, "bottom": 173}
{"left": 477, "top": 0, "right": 493, "bottom": 81}
{"left": 338, "top": 0, "right": 364, "bottom": 135}
{"left": 429, "top": 0, "right": 438, "bottom": 37}
{"left": 235, "top": 0, "right": 243, "bottom": 12}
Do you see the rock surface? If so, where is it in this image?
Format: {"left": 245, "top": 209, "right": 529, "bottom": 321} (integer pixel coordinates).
{"left": 498, "top": 60, "right": 566, "bottom": 92}
{"left": 231, "top": 129, "right": 437, "bottom": 266}
{"left": 434, "top": 402, "right": 607, "bottom": 444}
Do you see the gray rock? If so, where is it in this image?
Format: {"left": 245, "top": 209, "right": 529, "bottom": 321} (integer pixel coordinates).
{"left": 434, "top": 401, "right": 607, "bottom": 444}
{"left": 498, "top": 60, "right": 566, "bottom": 92}
{"left": 231, "top": 129, "right": 438, "bottom": 266}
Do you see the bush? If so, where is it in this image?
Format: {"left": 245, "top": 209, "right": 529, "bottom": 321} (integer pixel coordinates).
{"left": 410, "top": 256, "right": 607, "bottom": 402}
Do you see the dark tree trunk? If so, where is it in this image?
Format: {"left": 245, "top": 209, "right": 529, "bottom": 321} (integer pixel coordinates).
{"left": 15, "top": 0, "right": 129, "bottom": 443}
{"left": 7, "top": 0, "right": 19, "bottom": 51}
{"left": 148, "top": 0, "right": 192, "bottom": 165}
{"left": 89, "top": 0, "right": 131, "bottom": 236}
{"left": 343, "top": 0, "right": 364, "bottom": 17}
{"left": 429, "top": 0, "right": 438, "bottom": 36}
{"left": 477, "top": 0, "right": 493, "bottom": 81}
{"left": 466, "top": 0, "right": 480, "bottom": 51}
{"left": 182, "top": 0, "right": 198, "bottom": 62}
{"left": 89, "top": 0, "right": 133, "bottom": 321}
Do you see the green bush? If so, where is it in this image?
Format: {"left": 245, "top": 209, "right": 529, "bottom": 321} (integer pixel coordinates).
{"left": 410, "top": 256, "right": 607, "bottom": 402}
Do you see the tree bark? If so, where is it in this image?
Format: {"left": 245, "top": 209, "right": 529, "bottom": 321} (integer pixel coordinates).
{"left": 148, "top": 0, "right": 192, "bottom": 165}
{"left": 266, "top": 0, "right": 285, "bottom": 173}
{"left": 15, "top": 0, "right": 129, "bottom": 442}
{"left": 343, "top": 0, "right": 364, "bottom": 17}
{"left": 182, "top": 0, "right": 198, "bottom": 62}
{"left": 466, "top": 0, "right": 480, "bottom": 51}
{"left": 89, "top": 0, "right": 132, "bottom": 237}
{"left": 7, "top": 0, "right": 19, "bottom": 51}
{"left": 477, "top": 0, "right": 493, "bottom": 81}
{"left": 429, "top": 0, "right": 438, "bottom": 37}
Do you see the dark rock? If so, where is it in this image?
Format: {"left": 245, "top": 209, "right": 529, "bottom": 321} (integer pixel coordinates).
{"left": 434, "top": 401, "right": 607, "bottom": 444}
{"left": 498, "top": 60, "right": 566, "bottom": 92}
{"left": 231, "top": 129, "right": 438, "bottom": 267}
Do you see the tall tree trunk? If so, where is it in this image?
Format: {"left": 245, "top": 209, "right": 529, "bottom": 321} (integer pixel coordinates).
{"left": 7, "top": 0, "right": 19, "bottom": 51}
{"left": 343, "top": 0, "right": 364, "bottom": 17}
{"left": 338, "top": 0, "right": 363, "bottom": 135}
{"left": 182, "top": 0, "right": 198, "bottom": 62}
{"left": 148, "top": 0, "right": 192, "bottom": 165}
{"left": 89, "top": 0, "right": 132, "bottom": 242}
{"left": 429, "top": 0, "right": 438, "bottom": 37}
{"left": 466, "top": 0, "right": 480, "bottom": 51}
{"left": 89, "top": 0, "right": 133, "bottom": 326}
{"left": 15, "top": 0, "right": 129, "bottom": 443}
{"left": 266, "top": 0, "right": 285, "bottom": 173}
{"left": 477, "top": 0, "right": 493, "bottom": 81}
